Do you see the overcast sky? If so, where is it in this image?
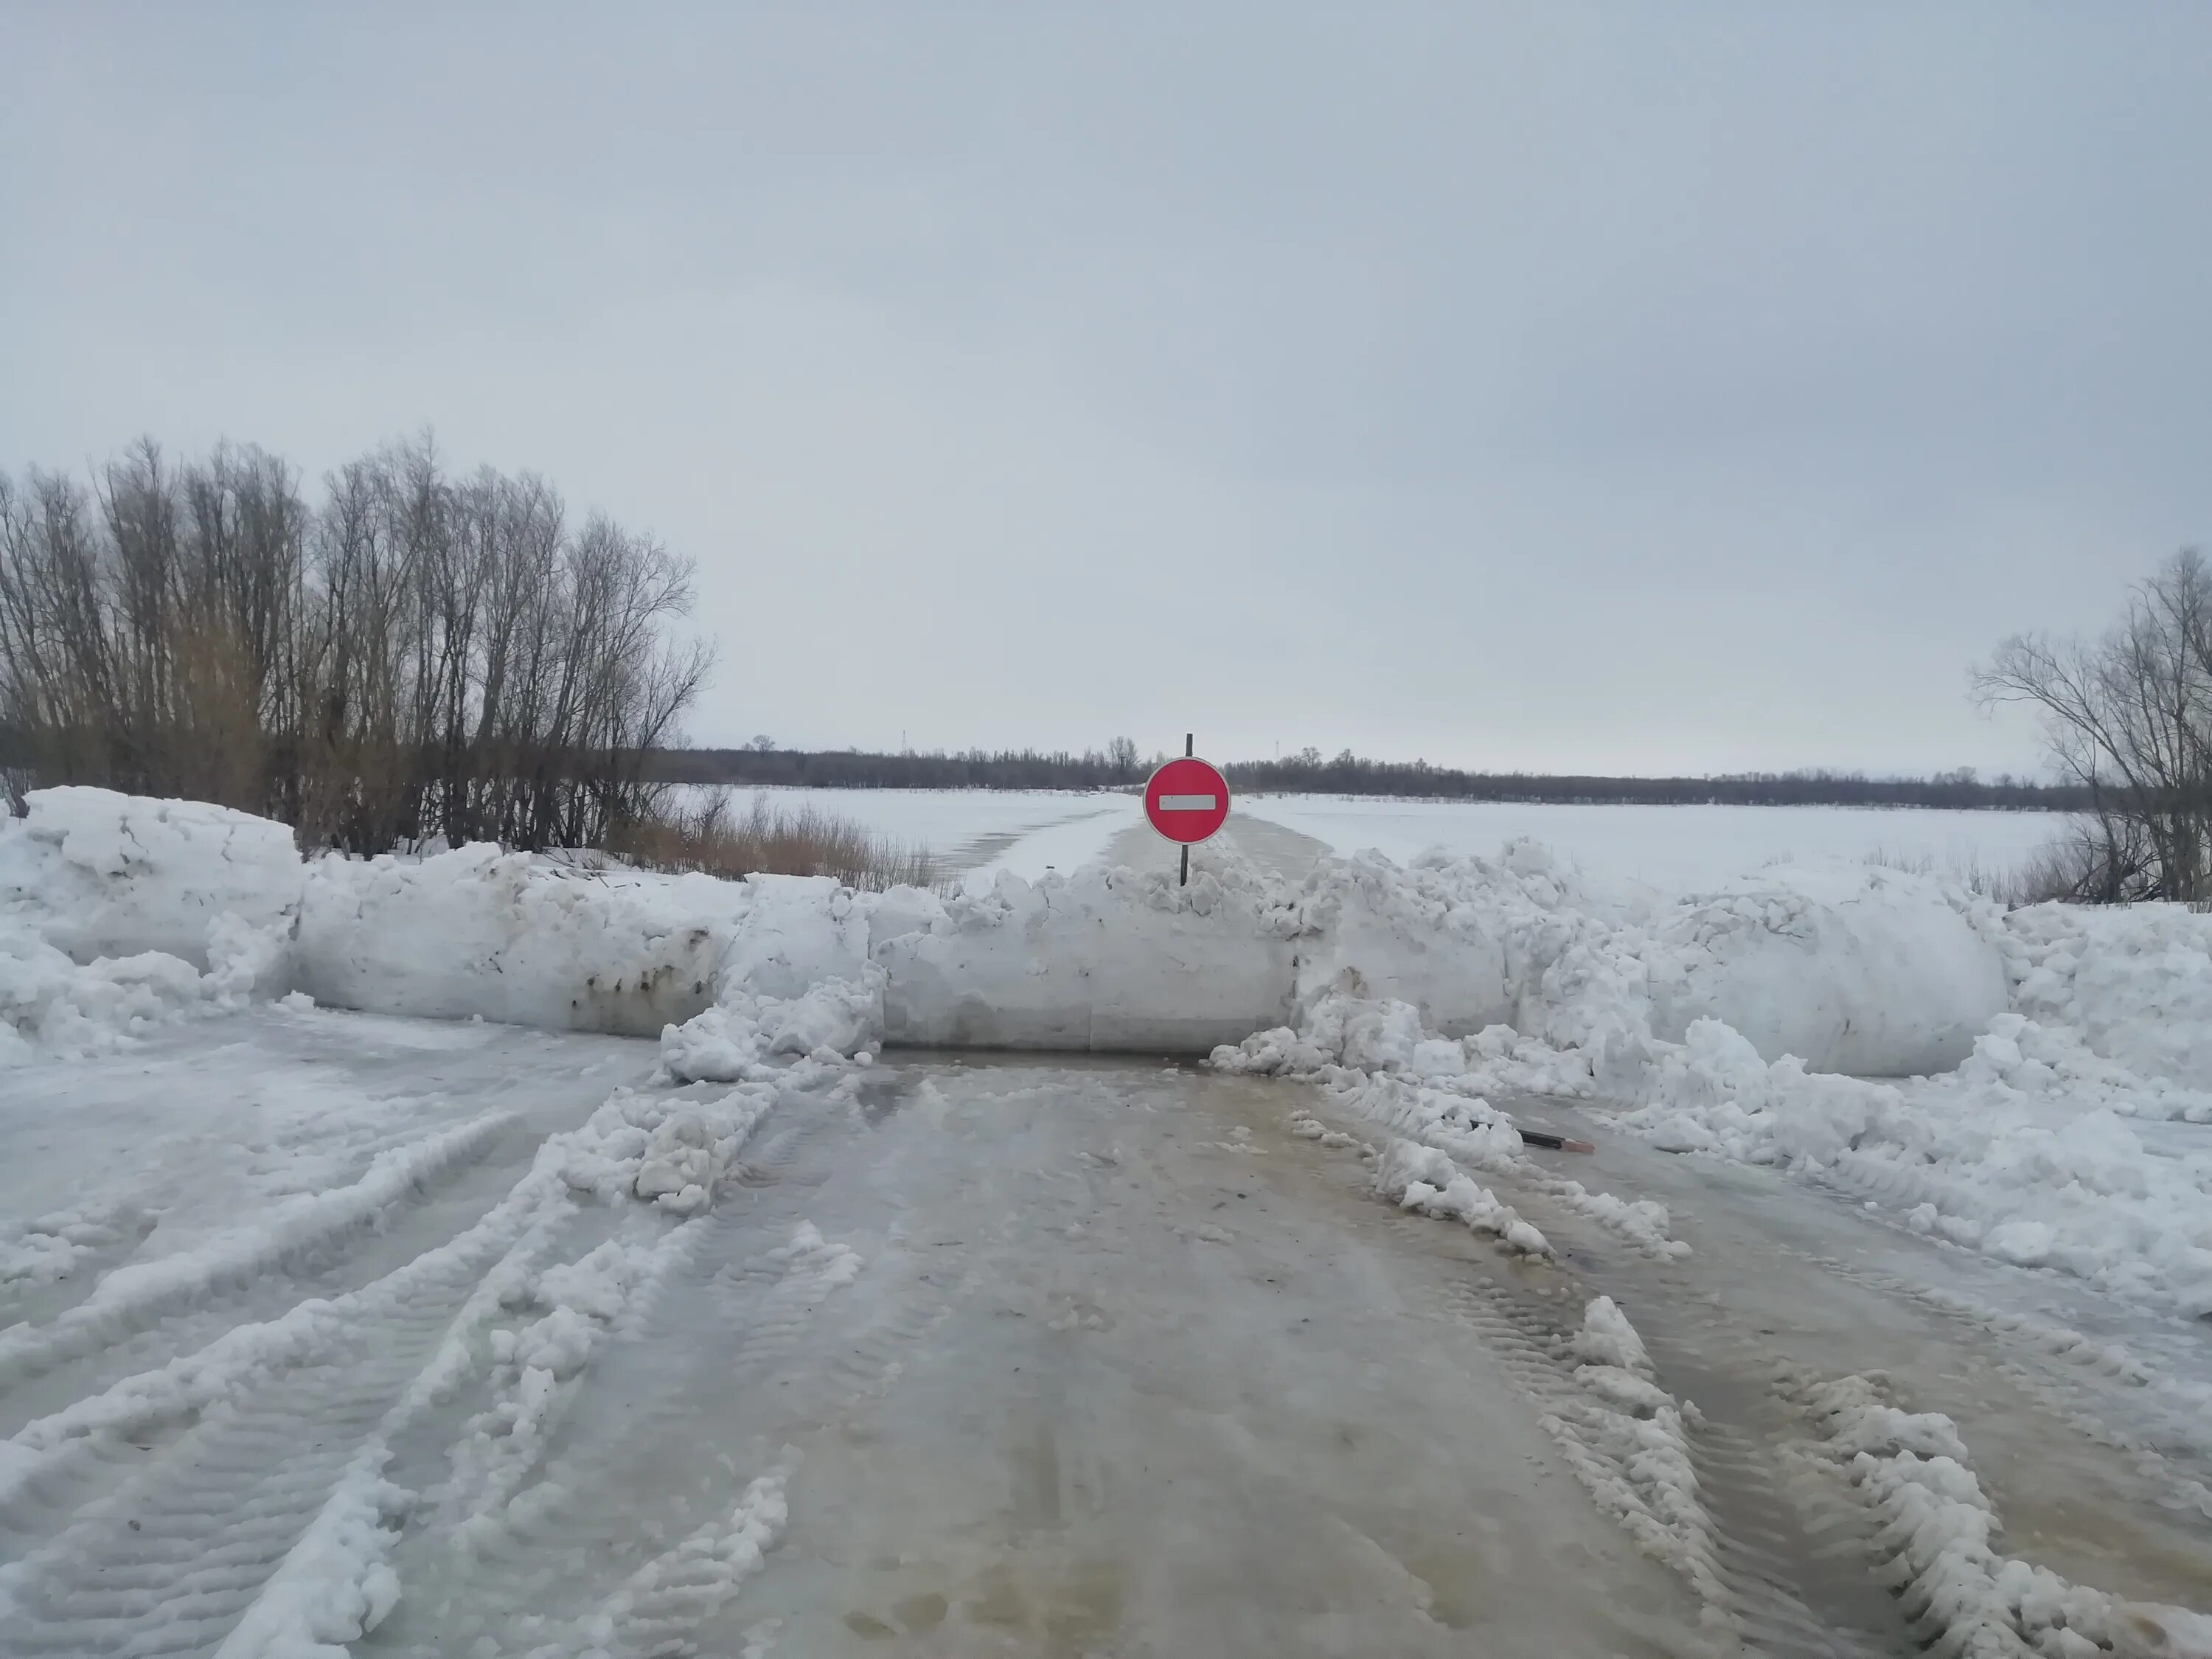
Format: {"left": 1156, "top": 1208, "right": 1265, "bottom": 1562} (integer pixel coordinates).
{"left": 5, "top": 5, "right": 2205, "bottom": 776}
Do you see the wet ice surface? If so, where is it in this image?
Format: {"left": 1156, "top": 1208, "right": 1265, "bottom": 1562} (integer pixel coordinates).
{"left": 3, "top": 1013, "right": 2206, "bottom": 1658}
{"left": 716, "top": 1060, "right": 1719, "bottom": 1658}
{"left": 361, "top": 1055, "right": 1705, "bottom": 1658}
{"left": 1520, "top": 1093, "right": 2212, "bottom": 1630}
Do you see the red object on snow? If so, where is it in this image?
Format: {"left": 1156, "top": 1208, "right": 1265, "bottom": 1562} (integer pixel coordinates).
{"left": 1144, "top": 756, "right": 1231, "bottom": 845}
{"left": 1517, "top": 1130, "right": 1596, "bottom": 1154}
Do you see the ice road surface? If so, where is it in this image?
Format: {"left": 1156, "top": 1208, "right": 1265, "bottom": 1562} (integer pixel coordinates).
{"left": 1237, "top": 797, "right": 2076, "bottom": 895}
{"left": 5, "top": 1012, "right": 2208, "bottom": 1658}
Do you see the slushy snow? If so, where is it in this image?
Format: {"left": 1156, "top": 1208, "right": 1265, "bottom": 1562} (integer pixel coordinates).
{"left": 1543, "top": 1297, "right": 1728, "bottom": 1627}
{"left": 1801, "top": 1372, "right": 2212, "bottom": 1658}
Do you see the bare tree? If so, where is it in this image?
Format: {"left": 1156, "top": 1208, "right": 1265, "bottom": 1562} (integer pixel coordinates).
{"left": 1975, "top": 549, "right": 2212, "bottom": 901}
{"left": 0, "top": 434, "right": 714, "bottom": 856}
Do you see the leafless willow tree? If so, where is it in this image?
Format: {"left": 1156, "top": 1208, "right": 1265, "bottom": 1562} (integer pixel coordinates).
{"left": 1974, "top": 549, "right": 2212, "bottom": 902}
{"left": 0, "top": 436, "right": 713, "bottom": 854}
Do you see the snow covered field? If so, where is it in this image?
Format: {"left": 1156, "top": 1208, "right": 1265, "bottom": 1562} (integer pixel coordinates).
{"left": 1238, "top": 796, "right": 2075, "bottom": 896}
{"left": 675, "top": 787, "right": 2073, "bottom": 896}
{"left": 2, "top": 785, "right": 2208, "bottom": 1656}
{"left": 665, "top": 785, "right": 1140, "bottom": 880}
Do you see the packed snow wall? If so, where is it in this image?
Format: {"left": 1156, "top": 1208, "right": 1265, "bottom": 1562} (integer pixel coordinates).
{"left": 877, "top": 866, "right": 1301, "bottom": 1051}
{"left": 1290, "top": 851, "right": 1514, "bottom": 1035}
{"left": 294, "top": 846, "right": 1302, "bottom": 1051}
{"left": 4, "top": 789, "right": 2034, "bottom": 1075}
{"left": 296, "top": 848, "right": 751, "bottom": 1037}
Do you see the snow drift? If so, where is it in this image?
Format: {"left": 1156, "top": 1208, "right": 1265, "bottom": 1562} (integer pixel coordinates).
{"left": 2008, "top": 900, "right": 2212, "bottom": 1088}
{"left": 0, "top": 926, "right": 212, "bottom": 1066}
{"left": 1, "top": 789, "right": 302, "bottom": 1062}
{"left": 1641, "top": 861, "right": 2008, "bottom": 1077}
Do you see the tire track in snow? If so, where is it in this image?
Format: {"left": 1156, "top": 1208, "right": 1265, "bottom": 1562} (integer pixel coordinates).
{"left": 0, "top": 1149, "right": 589, "bottom": 1546}
{"left": 1783, "top": 1369, "right": 2212, "bottom": 1659}
{"left": 507, "top": 1456, "right": 797, "bottom": 1659}
{"left": 1301, "top": 1104, "right": 1918, "bottom": 1655}
{"left": 1762, "top": 1242, "right": 2212, "bottom": 1526}
{"left": 1430, "top": 1267, "right": 1896, "bottom": 1655}
{"left": 0, "top": 1200, "right": 158, "bottom": 1319}
{"left": 413, "top": 1096, "right": 852, "bottom": 1571}
{"left": 1326, "top": 1087, "right": 2212, "bottom": 1656}
{"left": 0, "top": 1073, "right": 821, "bottom": 1658}
{"left": 0, "top": 1111, "right": 519, "bottom": 1397}
{"left": 0, "top": 1233, "right": 518, "bottom": 1656}
{"left": 366, "top": 1087, "right": 976, "bottom": 1659}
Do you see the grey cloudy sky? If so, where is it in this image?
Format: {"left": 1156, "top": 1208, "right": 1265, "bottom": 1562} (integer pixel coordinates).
{"left": 5, "top": 4, "right": 2206, "bottom": 776}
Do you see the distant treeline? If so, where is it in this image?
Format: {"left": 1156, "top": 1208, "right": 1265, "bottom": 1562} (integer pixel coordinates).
{"left": 648, "top": 741, "right": 1143, "bottom": 793}
{"left": 1224, "top": 752, "right": 2087, "bottom": 810}
{"left": 646, "top": 744, "right": 2090, "bottom": 811}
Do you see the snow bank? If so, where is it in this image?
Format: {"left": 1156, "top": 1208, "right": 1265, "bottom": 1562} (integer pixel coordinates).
{"left": 0, "top": 908, "right": 293, "bottom": 1066}
{"left": 2009, "top": 901, "right": 2212, "bottom": 1088}
{"left": 0, "top": 787, "right": 302, "bottom": 1062}
{"left": 1292, "top": 852, "right": 1509, "bottom": 1034}
{"left": 0, "top": 787, "right": 302, "bottom": 968}
{"left": 1624, "top": 1016, "right": 2212, "bottom": 1315}
{"left": 717, "top": 873, "right": 876, "bottom": 998}
{"left": 1279, "top": 851, "right": 2005, "bottom": 1083}
{"left": 1217, "top": 855, "right": 2208, "bottom": 1313}
{"left": 1298, "top": 840, "right": 1644, "bottom": 1037}
{"left": 0, "top": 925, "right": 210, "bottom": 1066}
{"left": 876, "top": 861, "right": 1300, "bottom": 1051}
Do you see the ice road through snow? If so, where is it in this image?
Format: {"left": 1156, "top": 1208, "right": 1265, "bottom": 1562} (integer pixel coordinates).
{"left": 3, "top": 1009, "right": 2208, "bottom": 1658}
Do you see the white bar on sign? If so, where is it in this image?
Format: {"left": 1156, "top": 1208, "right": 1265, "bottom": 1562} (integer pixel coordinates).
{"left": 1158, "top": 794, "right": 1218, "bottom": 811}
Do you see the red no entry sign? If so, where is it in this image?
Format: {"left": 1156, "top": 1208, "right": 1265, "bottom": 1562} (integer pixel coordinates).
{"left": 1144, "top": 755, "right": 1230, "bottom": 844}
